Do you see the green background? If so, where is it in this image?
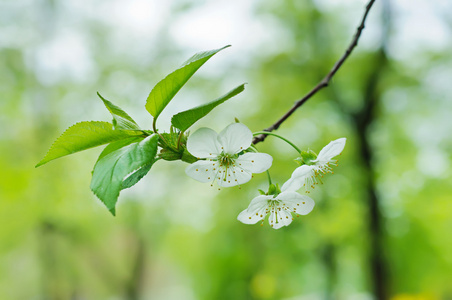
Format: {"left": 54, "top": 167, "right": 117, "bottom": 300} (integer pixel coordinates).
{"left": 1, "top": 0, "right": 451, "bottom": 299}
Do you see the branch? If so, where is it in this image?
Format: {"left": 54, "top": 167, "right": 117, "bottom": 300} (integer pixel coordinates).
{"left": 253, "top": 0, "right": 376, "bottom": 145}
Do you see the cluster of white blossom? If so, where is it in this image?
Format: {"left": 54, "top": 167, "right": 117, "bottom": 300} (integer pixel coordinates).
{"left": 185, "top": 123, "right": 346, "bottom": 229}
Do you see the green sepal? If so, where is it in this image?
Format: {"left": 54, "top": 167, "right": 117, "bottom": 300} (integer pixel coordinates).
{"left": 258, "top": 189, "right": 266, "bottom": 195}
{"left": 97, "top": 92, "right": 140, "bottom": 130}
{"left": 157, "top": 130, "right": 197, "bottom": 163}
{"left": 171, "top": 83, "right": 245, "bottom": 132}
{"left": 145, "top": 46, "right": 230, "bottom": 120}
{"left": 90, "top": 134, "right": 159, "bottom": 215}
{"left": 296, "top": 150, "right": 318, "bottom": 166}
{"left": 268, "top": 184, "right": 277, "bottom": 195}
{"left": 159, "top": 148, "right": 183, "bottom": 161}
{"left": 265, "top": 183, "right": 282, "bottom": 197}
{"left": 181, "top": 148, "right": 197, "bottom": 163}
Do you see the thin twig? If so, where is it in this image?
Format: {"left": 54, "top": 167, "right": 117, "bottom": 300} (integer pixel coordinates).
{"left": 253, "top": 0, "right": 376, "bottom": 145}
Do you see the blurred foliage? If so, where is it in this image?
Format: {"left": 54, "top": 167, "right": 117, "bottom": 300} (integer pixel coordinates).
{"left": 0, "top": 0, "right": 451, "bottom": 299}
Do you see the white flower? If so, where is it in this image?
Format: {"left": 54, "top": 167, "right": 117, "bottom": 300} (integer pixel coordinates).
{"left": 185, "top": 123, "right": 273, "bottom": 187}
{"left": 281, "top": 138, "right": 346, "bottom": 192}
{"left": 237, "top": 191, "right": 315, "bottom": 229}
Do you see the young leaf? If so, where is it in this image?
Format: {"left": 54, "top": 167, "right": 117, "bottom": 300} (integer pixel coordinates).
{"left": 90, "top": 134, "right": 159, "bottom": 215}
{"left": 97, "top": 92, "right": 140, "bottom": 130}
{"left": 171, "top": 83, "right": 245, "bottom": 132}
{"left": 121, "top": 161, "right": 155, "bottom": 190}
{"left": 145, "top": 45, "right": 230, "bottom": 120}
{"left": 96, "top": 136, "right": 145, "bottom": 163}
{"left": 36, "top": 121, "right": 143, "bottom": 167}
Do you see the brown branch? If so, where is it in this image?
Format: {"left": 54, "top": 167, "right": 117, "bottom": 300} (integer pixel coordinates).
{"left": 253, "top": 0, "right": 376, "bottom": 145}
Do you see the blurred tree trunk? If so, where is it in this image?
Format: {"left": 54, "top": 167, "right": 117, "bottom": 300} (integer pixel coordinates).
{"left": 124, "top": 233, "right": 147, "bottom": 300}
{"left": 353, "top": 42, "right": 390, "bottom": 300}
{"left": 352, "top": 2, "right": 391, "bottom": 298}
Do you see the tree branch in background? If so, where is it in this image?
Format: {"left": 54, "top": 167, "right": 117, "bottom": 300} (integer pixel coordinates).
{"left": 252, "top": 0, "right": 376, "bottom": 145}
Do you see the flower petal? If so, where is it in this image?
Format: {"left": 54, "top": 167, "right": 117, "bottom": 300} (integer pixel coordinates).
{"left": 187, "top": 127, "right": 221, "bottom": 158}
{"left": 237, "top": 195, "right": 270, "bottom": 224}
{"left": 268, "top": 211, "right": 277, "bottom": 228}
{"left": 316, "top": 138, "right": 346, "bottom": 162}
{"left": 218, "top": 123, "right": 252, "bottom": 154}
{"left": 281, "top": 165, "right": 315, "bottom": 192}
{"left": 236, "top": 153, "right": 273, "bottom": 174}
{"left": 185, "top": 160, "right": 217, "bottom": 183}
{"left": 278, "top": 192, "right": 314, "bottom": 215}
{"left": 217, "top": 166, "right": 251, "bottom": 187}
{"left": 273, "top": 208, "right": 293, "bottom": 229}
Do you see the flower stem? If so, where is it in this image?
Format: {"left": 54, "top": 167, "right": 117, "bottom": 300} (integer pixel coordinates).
{"left": 266, "top": 170, "right": 272, "bottom": 186}
{"left": 252, "top": 131, "right": 301, "bottom": 153}
{"left": 152, "top": 118, "right": 158, "bottom": 133}
{"left": 152, "top": 118, "right": 169, "bottom": 145}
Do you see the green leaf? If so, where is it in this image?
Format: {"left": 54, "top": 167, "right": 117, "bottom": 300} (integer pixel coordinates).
{"left": 36, "top": 121, "right": 143, "bottom": 167}
{"left": 121, "top": 161, "right": 155, "bottom": 190}
{"left": 97, "top": 92, "right": 140, "bottom": 130}
{"left": 96, "top": 136, "right": 145, "bottom": 162}
{"left": 171, "top": 83, "right": 245, "bottom": 131}
{"left": 145, "top": 45, "right": 230, "bottom": 120}
{"left": 90, "top": 134, "right": 159, "bottom": 215}
{"left": 94, "top": 136, "right": 152, "bottom": 190}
